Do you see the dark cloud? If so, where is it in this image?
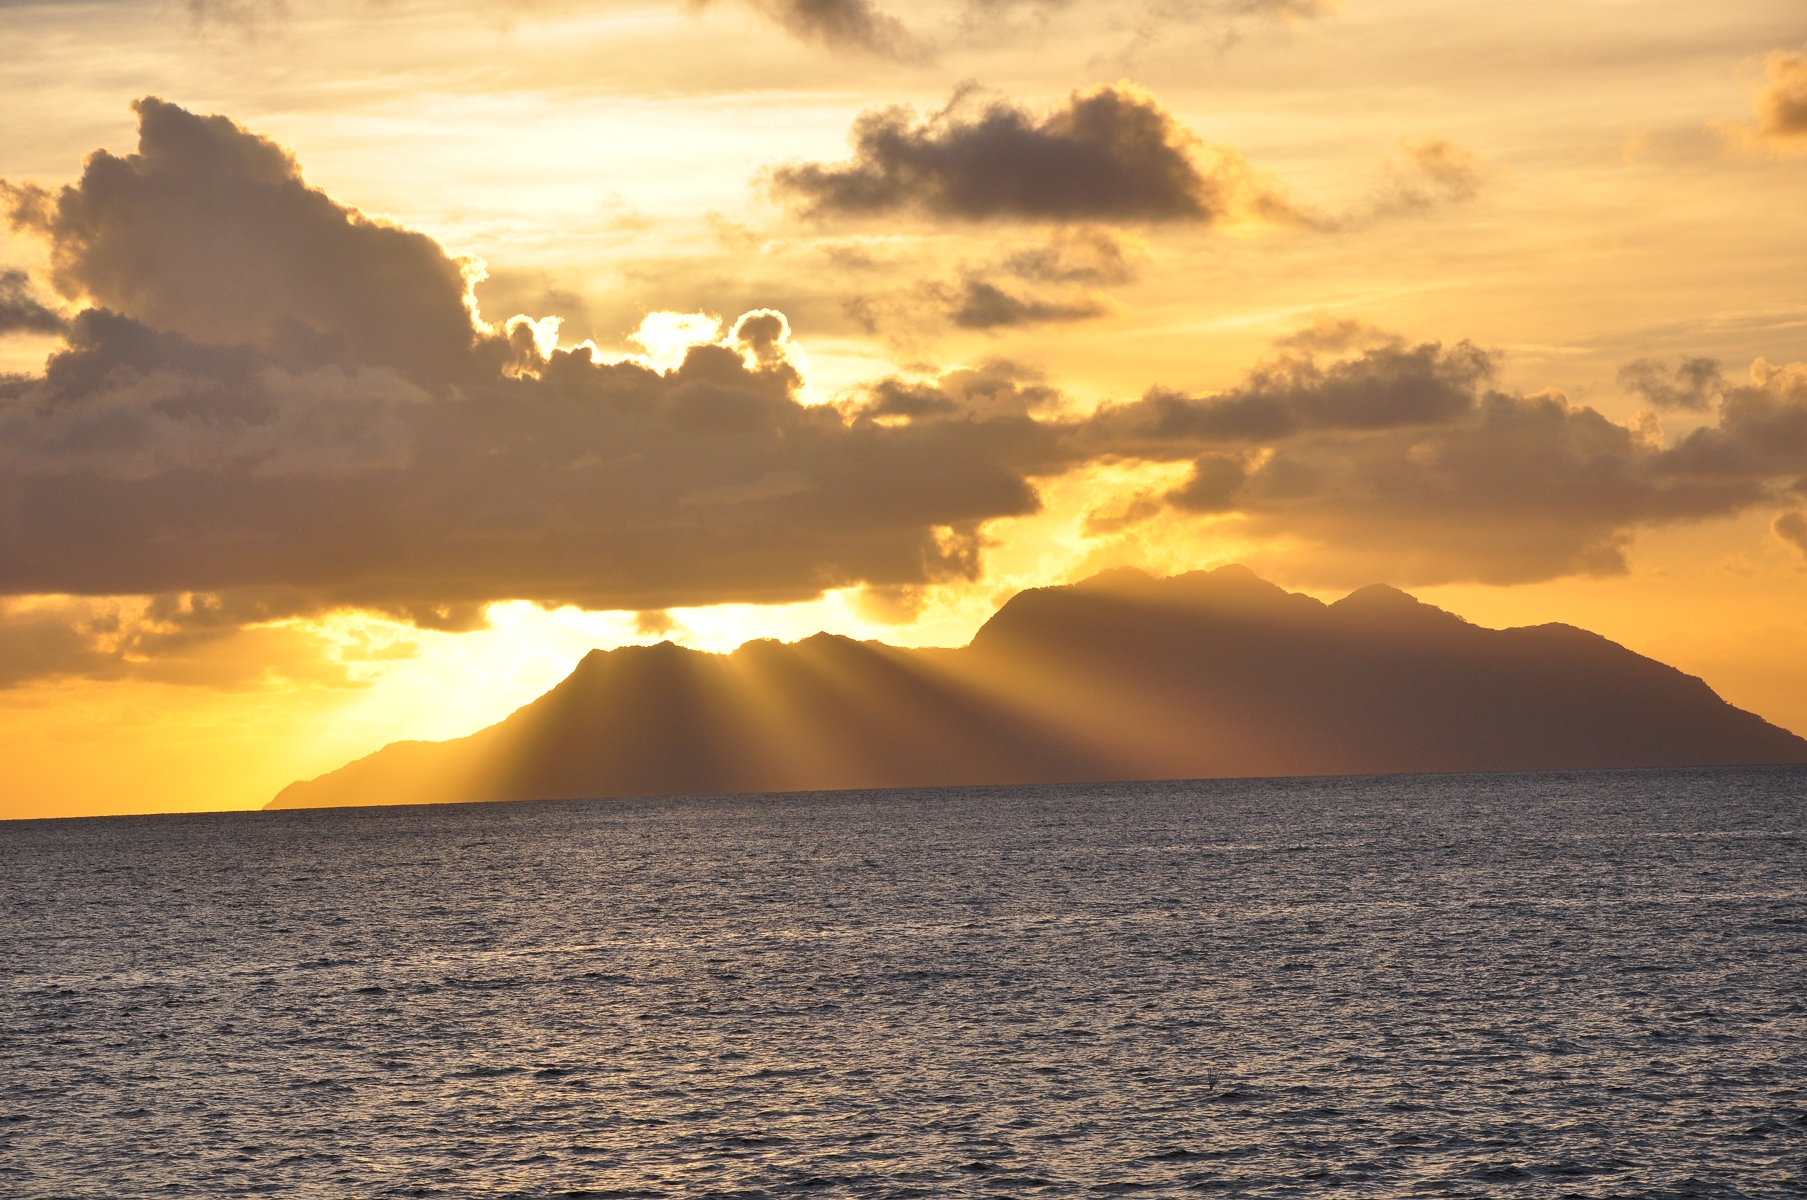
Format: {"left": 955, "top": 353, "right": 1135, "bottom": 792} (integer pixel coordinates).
{"left": 3, "top": 97, "right": 493, "bottom": 389}
{"left": 840, "top": 229, "right": 1136, "bottom": 337}
{"left": 472, "top": 269, "right": 595, "bottom": 345}
{"left": 1164, "top": 390, "right": 1767, "bottom": 585}
{"left": 0, "top": 101, "right": 1078, "bottom": 623}
{"left": 851, "top": 339, "right": 1807, "bottom": 587}
{"left": 716, "top": 0, "right": 921, "bottom": 58}
{"left": 1618, "top": 356, "right": 1723, "bottom": 411}
{"left": 766, "top": 83, "right": 1288, "bottom": 224}
{"left": 0, "top": 304, "right": 1058, "bottom": 614}
{"left": 1654, "top": 359, "right": 1807, "bottom": 483}
{"left": 1111, "top": 356, "right": 1807, "bottom": 586}
{"left": 6, "top": 98, "right": 1807, "bottom": 669}
{"left": 1077, "top": 340, "right": 1494, "bottom": 448}
{"left": 0, "top": 602, "right": 123, "bottom": 688}
{"left": 944, "top": 279, "right": 1109, "bottom": 329}
{"left": 0, "top": 270, "right": 65, "bottom": 336}
{"left": 0, "top": 588, "right": 371, "bottom": 690}
{"left": 1755, "top": 42, "right": 1807, "bottom": 143}
{"left": 855, "top": 360, "right": 1065, "bottom": 424}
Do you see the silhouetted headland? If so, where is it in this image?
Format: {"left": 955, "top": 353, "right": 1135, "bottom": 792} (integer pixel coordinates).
{"left": 267, "top": 566, "right": 1807, "bottom": 808}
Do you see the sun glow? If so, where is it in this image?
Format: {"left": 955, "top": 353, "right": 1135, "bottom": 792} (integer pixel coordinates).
{"left": 3, "top": 0, "right": 1806, "bottom": 819}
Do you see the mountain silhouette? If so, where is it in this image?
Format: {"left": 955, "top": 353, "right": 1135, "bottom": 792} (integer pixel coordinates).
{"left": 268, "top": 565, "right": 1807, "bottom": 808}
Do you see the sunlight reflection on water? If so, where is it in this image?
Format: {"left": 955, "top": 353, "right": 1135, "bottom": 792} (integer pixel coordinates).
{"left": 4, "top": 767, "right": 1805, "bottom": 1196}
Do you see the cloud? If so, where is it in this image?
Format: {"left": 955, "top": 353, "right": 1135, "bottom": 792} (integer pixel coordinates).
{"left": 184, "top": 0, "right": 288, "bottom": 34}
{"left": 0, "top": 589, "right": 375, "bottom": 690}
{"left": 709, "top": 0, "right": 1330, "bottom": 60}
{"left": 856, "top": 359, "right": 1067, "bottom": 424}
{"left": 6, "top": 98, "right": 1807, "bottom": 673}
{"left": 715, "top": 0, "right": 922, "bottom": 58}
{"left": 845, "top": 337, "right": 1794, "bottom": 587}
{"left": 848, "top": 275, "right": 1112, "bottom": 334}
{"left": 0, "top": 102, "right": 1079, "bottom": 628}
{"left": 1755, "top": 42, "right": 1807, "bottom": 144}
{"left": 1618, "top": 356, "right": 1724, "bottom": 411}
{"left": 1374, "top": 137, "right": 1482, "bottom": 212}
{"left": 1272, "top": 315, "right": 1398, "bottom": 355}
{"left": 1656, "top": 357, "right": 1807, "bottom": 483}
{"left": 944, "top": 279, "right": 1110, "bottom": 329}
{"left": 998, "top": 226, "right": 1144, "bottom": 285}
{"left": 0, "top": 270, "right": 66, "bottom": 336}
{"left": 840, "top": 228, "right": 1139, "bottom": 337}
{"left": 1297, "top": 137, "right": 1485, "bottom": 229}
{"left": 1077, "top": 339, "right": 1494, "bottom": 447}
{"left": 1713, "top": 42, "right": 1807, "bottom": 154}
{"left": 3, "top": 97, "right": 493, "bottom": 390}
{"left": 1777, "top": 510, "right": 1807, "bottom": 559}
{"left": 0, "top": 302, "right": 1061, "bottom": 615}
{"left": 1172, "top": 390, "right": 1768, "bottom": 585}
{"left": 0, "top": 600, "right": 124, "bottom": 688}
{"left": 766, "top": 82, "right": 1294, "bottom": 224}
{"left": 1039, "top": 339, "right": 1803, "bottom": 586}
{"left": 1128, "top": 355, "right": 1807, "bottom": 586}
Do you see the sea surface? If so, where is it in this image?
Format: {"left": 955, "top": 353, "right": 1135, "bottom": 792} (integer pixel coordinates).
{"left": 3, "top": 768, "right": 1805, "bottom": 1197}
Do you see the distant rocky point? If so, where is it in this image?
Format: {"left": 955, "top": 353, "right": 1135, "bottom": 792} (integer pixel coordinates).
{"left": 267, "top": 566, "right": 1807, "bottom": 809}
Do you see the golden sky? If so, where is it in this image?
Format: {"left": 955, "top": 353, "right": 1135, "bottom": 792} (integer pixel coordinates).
{"left": 2, "top": 0, "right": 1805, "bottom": 819}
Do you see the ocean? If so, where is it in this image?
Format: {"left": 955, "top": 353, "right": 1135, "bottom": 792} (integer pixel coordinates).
{"left": 3, "top": 768, "right": 1804, "bottom": 1197}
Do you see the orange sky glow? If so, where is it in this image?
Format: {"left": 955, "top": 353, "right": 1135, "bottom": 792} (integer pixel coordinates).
{"left": 2, "top": 0, "right": 1805, "bottom": 819}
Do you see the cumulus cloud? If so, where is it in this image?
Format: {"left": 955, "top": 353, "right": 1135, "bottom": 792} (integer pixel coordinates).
{"left": 1656, "top": 357, "right": 1807, "bottom": 483}
{"left": 0, "top": 101, "right": 1078, "bottom": 635}
{"left": 1132, "top": 355, "right": 1807, "bottom": 585}
{"left": 0, "top": 302, "right": 1060, "bottom": 617}
{"left": 856, "top": 336, "right": 1807, "bottom": 587}
{"left": 3, "top": 97, "right": 490, "bottom": 389}
{"left": 1618, "top": 356, "right": 1723, "bottom": 411}
{"left": 855, "top": 359, "right": 1066, "bottom": 424}
{"left": 1754, "top": 42, "right": 1807, "bottom": 144}
{"left": 767, "top": 82, "right": 1296, "bottom": 225}
{"left": 0, "top": 270, "right": 66, "bottom": 336}
{"left": 1078, "top": 340, "right": 1494, "bottom": 447}
{"left": 5, "top": 99, "right": 1807, "bottom": 683}
{"left": 1166, "top": 389, "right": 1769, "bottom": 584}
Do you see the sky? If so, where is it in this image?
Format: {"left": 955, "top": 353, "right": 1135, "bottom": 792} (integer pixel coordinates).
{"left": 1, "top": 0, "right": 1804, "bottom": 819}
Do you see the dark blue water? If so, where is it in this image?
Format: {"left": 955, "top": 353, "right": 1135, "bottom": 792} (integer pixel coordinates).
{"left": 3, "top": 768, "right": 1805, "bottom": 1197}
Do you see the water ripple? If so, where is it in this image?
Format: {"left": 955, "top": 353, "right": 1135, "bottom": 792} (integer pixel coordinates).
{"left": 2, "top": 766, "right": 1805, "bottom": 1196}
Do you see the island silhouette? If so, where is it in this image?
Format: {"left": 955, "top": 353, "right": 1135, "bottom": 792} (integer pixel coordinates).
{"left": 268, "top": 565, "right": 1807, "bottom": 809}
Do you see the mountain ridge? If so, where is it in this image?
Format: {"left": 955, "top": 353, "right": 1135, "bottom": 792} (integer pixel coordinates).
{"left": 268, "top": 566, "right": 1807, "bottom": 809}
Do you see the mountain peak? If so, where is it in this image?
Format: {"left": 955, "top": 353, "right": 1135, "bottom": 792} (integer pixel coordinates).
{"left": 269, "top": 565, "right": 1807, "bottom": 811}
{"left": 1072, "top": 566, "right": 1162, "bottom": 595}
{"left": 1330, "top": 583, "right": 1468, "bottom": 629}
